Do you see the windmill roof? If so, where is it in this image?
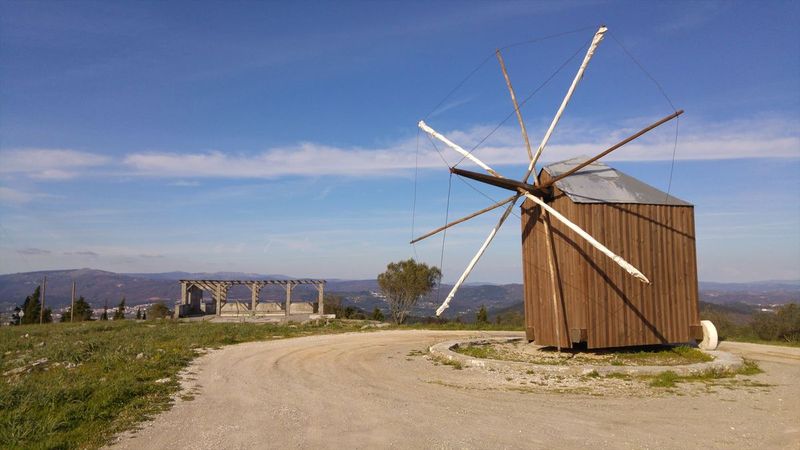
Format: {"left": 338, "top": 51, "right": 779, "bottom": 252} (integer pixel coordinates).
{"left": 542, "top": 157, "right": 692, "bottom": 206}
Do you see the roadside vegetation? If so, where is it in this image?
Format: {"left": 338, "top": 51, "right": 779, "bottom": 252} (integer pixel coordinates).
{"left": 701, "top": 303, "right": 799, "bottom": 346}
{"left": 645, "top": 359, "right": 763, "bottom": 388}
{"left": 0, "top": 320, "right": 365, "bottom": 449}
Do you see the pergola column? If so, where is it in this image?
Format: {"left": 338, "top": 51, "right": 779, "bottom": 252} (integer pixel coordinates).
{"left": 317, "top": 282, "right": 325, "bottom": 314}
{"left": 180, "top": 281, "right": 188, "bottom": 305}
{"left": 250, "top": 283, "right": 261, "bottom": 316}
{"left": 285, "top": 283, "right": 293, "bottom": 319}
{"left": 215, "top": 284, "right": 222, "bottom": 316}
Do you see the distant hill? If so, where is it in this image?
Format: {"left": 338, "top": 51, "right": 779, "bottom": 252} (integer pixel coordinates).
{"left": 339, "top": 282, "right": 523, "bottom": 319}
{"left": 698, "top": 280, "right": 800, "bottom": 292}
{"left": 0, "top": 269, "right": 524, "bottom": 317}
{"left": 1, "top": 269, "right": 796, "bottom": 316}
{"left": 699, "top": 280, "right": 799, "bottom": 306}
{"left": 0, "top": 269, "right": 177, "bottom": 310}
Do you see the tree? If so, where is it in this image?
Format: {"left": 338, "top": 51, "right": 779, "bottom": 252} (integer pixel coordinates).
{"left": 42, "top": 308, "right": 52, "bottom": 323}
{"left": 20, "top": 286, "right": 42, "bottom": 325}
{"left": 136, "top": 308, "right": 142, "bottom": 320}
{"left": 148, "top": 302, "right": 171, "bottom": 319}
{"left": 113, "top": 298, "right": 126, "bottom": 320}
{"left": 476, "top": 305, "right": 488, "bottom": 325}
{"left": 377, "top": 258, "right": 441, "bottom": 324}
{"left": 142, "top": 310, "right": 147, "bottom": 320}
{"left": 62, "top": 296, "right": 93, "bottom": 322}
{"left": 371, "top": 307, "right": 385, "bottom": 322}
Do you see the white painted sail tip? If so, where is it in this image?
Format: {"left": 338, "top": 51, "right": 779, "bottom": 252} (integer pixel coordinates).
{"left": 435, "top": 297, "right": 452, "bottom": 316}
{"left": 418, "top": 120, "right": 426, "bottom": 128}
{"left": 593, "top": 27, "right": 607, "bottom": 45}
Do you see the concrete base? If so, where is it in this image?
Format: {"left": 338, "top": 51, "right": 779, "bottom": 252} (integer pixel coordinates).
{"left": 205, "top": 313, "right": 335, "bottom": 324}
{"left": 309, "top": 314, "right": 336, "bottom": 320}
{"left": 429, "top": 337, "right": 744, "bottom": 377}
{"left": 255, "top": 302, "right": 283, "bottom": 313}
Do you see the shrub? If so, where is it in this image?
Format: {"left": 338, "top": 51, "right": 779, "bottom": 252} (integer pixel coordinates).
{"left": 476, "top": 305, "right": 488, "bottom": 325}
{"left": 752, "top": 304, "right": 800, "bottom": 343}
{"left": 147, "top": 302, "right": 171, "bottom": 320}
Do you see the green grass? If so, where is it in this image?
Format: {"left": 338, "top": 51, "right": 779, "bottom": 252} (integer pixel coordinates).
{"left": 453, "top": 343, "right": 712, "bottom": 367}
{"left": 649, "top": 371, "right": 680, "bottom": 387}
{"left": 453, "top": 344, "right": 495, "bottom": 359}
{"left": 644, "top": 359, "right": 764, "bottom": 388}
{"left": 430, "top": 354, "right": 464, "bottom": 370}
{"left": 0, "top": 319, "right": 365, "bottom": 449}
{"left": 602, "top": 345, "right": 712, "bottom": 366}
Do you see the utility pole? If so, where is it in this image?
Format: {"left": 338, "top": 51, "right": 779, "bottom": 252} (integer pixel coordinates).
{"left": 40, "top": 276, "right": 47, "bottom": 324}
{"left": 71, "top": 281, "right": 76, "bottom": 322}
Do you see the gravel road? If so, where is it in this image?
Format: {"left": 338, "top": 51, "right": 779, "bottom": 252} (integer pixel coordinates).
{"left": 111, "top": 330, "right": 799, "bottom": 449}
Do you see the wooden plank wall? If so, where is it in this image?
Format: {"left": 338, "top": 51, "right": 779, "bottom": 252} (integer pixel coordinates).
{"left": 521, "top": 174, "right": 700, "bottom": 349}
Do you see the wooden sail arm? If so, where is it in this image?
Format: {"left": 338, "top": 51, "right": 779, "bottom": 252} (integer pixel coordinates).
{"left": 496, "top": 49, "right": 534, "bottom": 162}
{"left": 418, "top": 120, "right": 502, "bottom": 178}
{"left": 521, "top": 192, "right": 650, "bottom": 284}
{"left": 524, "top": 25, "right": 607, "bottom": 183}
{"left": 410, "top": 194, "right": 517, "bottom": 244}
{"left": 540, "top": 109, "right": 684, "bottom": 188}
{"left": 450, "top": 167, "right": 551, "bottom": 197}
{"left": 435, "top": 197, "right": 520, "bottom": 316}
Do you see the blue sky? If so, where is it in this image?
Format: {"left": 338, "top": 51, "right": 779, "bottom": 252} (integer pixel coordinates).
{"left": 1, "top": 0, "right": 798, "bottom": 283}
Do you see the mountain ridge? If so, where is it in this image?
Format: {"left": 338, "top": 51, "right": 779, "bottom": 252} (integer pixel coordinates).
{"left": 1, "top": 269, "right": 796, "bottom": 316}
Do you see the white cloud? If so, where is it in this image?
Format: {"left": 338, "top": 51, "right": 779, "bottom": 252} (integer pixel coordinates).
{"left": 168, "top": 180, "right": 201, "bottom": 187}
{"left": 0, "top": 148, "right": 109, "bottom": 180}
{"left": 139, "top": 253, "right": 165, "bottom": 258}
{"left": 17, "top": 247, "right": 51, "bottom": 255}
{"left": 0, "top": 187, "right": 40, "bottom": 204}
{"left": 63, "top": 250, "right": 99, "bottom": 257}
{"left": 123, "top": 116, "right": 799, "bottom": 179}
{"left": 3, "top": 116, "right": 797, "bottom": 183}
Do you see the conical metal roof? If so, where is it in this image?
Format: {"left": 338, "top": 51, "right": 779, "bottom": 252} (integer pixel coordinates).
{"left": 542, "top": 157, "right": 691, "bottom": 205}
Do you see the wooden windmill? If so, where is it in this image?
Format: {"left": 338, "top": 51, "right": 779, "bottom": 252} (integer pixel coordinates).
{"left": 414, "top": 26, "right": 713, "bottom": 350}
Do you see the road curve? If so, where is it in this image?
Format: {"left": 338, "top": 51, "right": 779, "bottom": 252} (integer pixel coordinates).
{"left": 112, "top": 330, "right": 799, "bottom": 449}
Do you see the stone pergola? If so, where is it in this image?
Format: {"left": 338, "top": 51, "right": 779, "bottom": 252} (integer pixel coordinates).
{"left": 175, "top": 279, "right": 327, "bottom": 319}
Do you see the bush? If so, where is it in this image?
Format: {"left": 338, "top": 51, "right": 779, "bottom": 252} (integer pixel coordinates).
{"left": 147, "top": 303, "right": 171, "bottom": 320}
{"left": 476, "top": 305, "right": 488, "bottom": 325}
{"left": 752, "top": 304, "right": 800, "bottom": 343}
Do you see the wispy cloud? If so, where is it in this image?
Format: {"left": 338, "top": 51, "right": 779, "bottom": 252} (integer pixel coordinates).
{"left": 0, "top": 186, "right": 52, "bottom": 204}
{"left": 657, "top": 3, "right": 726, "bottom": 34}
{"left": 138, "top": 253, "right": 165, "bottom": 259}
{"left": 122, "top": 116, "right": 799, "bottom": 179}
{"left": 0, "top": 149, "right": 109, "bottom": 180}
{"left": 17, "top": 247, "right": 51, "bottom": 255}
{"left": 3, "top": 116, "right": 797, "bottom": 183}
{"left": 168, "top": 180, "right": 201, "bottom": 187}
{"left": 427, "top": 96, "right": 477, "bottom": 119}
{"left": 63, "top": 250, "right": 99, "bottom": 257}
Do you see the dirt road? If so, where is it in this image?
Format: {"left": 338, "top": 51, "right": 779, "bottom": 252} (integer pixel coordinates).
{"left": 112, "top": 330, "right": 799, "bottom": 449}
